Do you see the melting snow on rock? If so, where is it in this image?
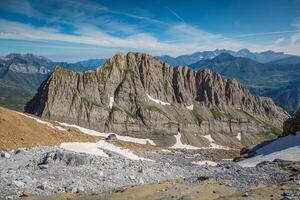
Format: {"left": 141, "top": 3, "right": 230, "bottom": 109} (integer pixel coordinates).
{"left": 236, "top": 132, "right": 241, "bottom": 141}
{"left": 201, "top": 134, "right": 230, "bottom": 150}
{"left": 146, "top": 94, "right": 170, "bottom": 106}
{"left": 170, "top": 132, "right": 200, "bottom": 150}
{"left": 186, "top": 104, "right": 194, "bottom": 110}
{"left": 108, "top": 96, "right": 114, "bottom": 109}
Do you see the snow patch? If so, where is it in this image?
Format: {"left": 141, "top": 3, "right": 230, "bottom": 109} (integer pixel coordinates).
{"left": 108, "top": 96, "right": 114, "bottom": 109}
{"left": 192, "top": 160, "right": 217, "bottom": 166}
{"left": 186, "top": 104, "right": 194, "bottom": 110}
{"left": 16, "top": 112, "right": 67, "bottom": 132}
{"left": 96, "top": 140, "right": 152, "bottom": 161}
{"left": 57, "top": 122, "right": 156, "bottom": 146}
{"left": 201, "top": 134, "right": 230, "bottom": 150}
{"left": 202, "top": 134, "right": 214, "bottom": 143}
{"left": 170, "top": 132, "right": 200, "bottom": 150}
{"left": 60, "top": 142, "right": 108, "bottom": 157}
{"left": 170, "top": 133, "right": 231, "bottom": 150}
{"left": 117, "top": 135, "right": 156, "bottom": 146}
{"left": 239, "top": 132, "right": 300, "bottom": 167}
{"left": 236, "top": 132, "right": 241, "bottom": 141}
{"left": 61, "top": 140, "right": 152, "bottom": 161}
{"left": 146, "top": 94, "right": 170, "bottom": 106}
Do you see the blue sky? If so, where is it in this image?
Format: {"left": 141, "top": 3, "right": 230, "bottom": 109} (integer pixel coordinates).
{"left": 0, "top": 0, "right": 299, "bottom": 61}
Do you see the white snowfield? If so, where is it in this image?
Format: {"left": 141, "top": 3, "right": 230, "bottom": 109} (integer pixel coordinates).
{"left": 236, "top": 132, "right": 242, "bottom": 141}
{"left": 60, "top": 142, "right": 109, "bottom": 157}
{"left": 61, "top": 140, "right": 152, "bottom": 161}
{"left": 146, "top": 94, "right": 171, "bottom": 106}
{"left": 192, "top": 160, "right": 217, "bottom": 166}
{"left": 16, "top": 112, "right": 67, "bottom": 132}
{"left": 170, "top": 133, "right": 230, "bottom": 150}
{"left": 186, "top": 104, "right": 194, "bottom": 110}
{"left": 239, "top": 132, "right": 300, "bottom": 167}
{"left": 108, "top": 96, "right": 114, "bottom": 109}
{"left": 57, "top": 122, "right": 156, "bottom": 146}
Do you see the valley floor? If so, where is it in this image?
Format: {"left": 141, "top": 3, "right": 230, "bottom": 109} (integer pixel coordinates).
{"left": 1, "top": 146, "right": 299, "bottom": 200}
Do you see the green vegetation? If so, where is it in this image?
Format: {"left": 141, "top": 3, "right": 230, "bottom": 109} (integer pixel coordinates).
{"left": 112, "top": 103, "right": 137, "bottom": 120}
{"left": 80, "top": 96, "right": 108, "bottom": 110}
{"left": 144, "top": 104, "right": 169, "bottom": 119}
{"left": 124, "top": 109, "right": 137, "bottom": 120}
{"left": 80, "top": 96, "right": 137, "bottom": 120}
{"left": 237, "top": 109, "right": 283, "bottom": 136}
{"left": 192, "top": 111, "right": 203, "bottom": 126}
{"left": 210, "top": 107, "right": 224, "bottom": 119}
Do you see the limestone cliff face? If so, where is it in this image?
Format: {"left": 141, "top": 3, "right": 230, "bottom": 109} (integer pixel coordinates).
{"left": 25, "top": 52, "right": 289, "bottom": 148}
{"left": 283, "top": 110, "right": 300, "bottom": 134}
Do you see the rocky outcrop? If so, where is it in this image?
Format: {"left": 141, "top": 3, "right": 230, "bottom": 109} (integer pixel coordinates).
{"left": 283, "top": 109, "right": 300, "bottom": 134}
{"left": 25, "top": 52, "right": 289, "bottom": 148}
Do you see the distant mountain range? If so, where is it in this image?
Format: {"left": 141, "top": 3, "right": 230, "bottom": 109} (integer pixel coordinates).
{"left": 157, "top": 49, "right": 296, "bottom": 66}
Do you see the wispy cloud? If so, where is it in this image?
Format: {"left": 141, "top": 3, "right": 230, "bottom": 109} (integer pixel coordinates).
{"left": 165, "top": 6, "right": 185, "bottom": 22}
{"left": 0, "top": 0, "right": 299, "bottom": 57}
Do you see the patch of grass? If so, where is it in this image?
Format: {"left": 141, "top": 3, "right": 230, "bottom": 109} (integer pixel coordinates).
{"left": 144, "top": 104, "right": 169, "bottom": 119}
{"left": 80, "top": 96, "right": 108, "bottom": 110}
{"left": 112, "top": 103, "right": 137, "bottom": 120}
{"left": 124, "top": 109, "right": 138, "bottom": 119}
{"left": 192, "top": 111, "right": 203, "bottom": 126}
{"left": 210, "top": 108, "right": 224, "bottom": 119}
{"left": 111, "top": 104, "right": 123, "bottom": 112}
{"left": 257, "top": 131, "right": 278, "bottom": 140}
{"left": 237, "top": 109, "right": 283, "bottom": 136}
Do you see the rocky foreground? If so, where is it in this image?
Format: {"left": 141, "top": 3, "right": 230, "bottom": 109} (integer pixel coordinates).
{"left": 1, "top": 146, "right": 299, "bottom": 200}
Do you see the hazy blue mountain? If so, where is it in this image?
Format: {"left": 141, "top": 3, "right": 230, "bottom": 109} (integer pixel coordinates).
{"left": 268, "top": 56, "right": 300, "bottom": 65}
{"left": 157, "top": 49, "right": 234, "bottom": 66}
{"left": 234, "top": 49, "right": 292, "bottom": 63}
{"left": 76, "top": 58, "right": 106, "bottom": 68}
{"left": 157, "top": 49, "right": 297, "bottom": 66}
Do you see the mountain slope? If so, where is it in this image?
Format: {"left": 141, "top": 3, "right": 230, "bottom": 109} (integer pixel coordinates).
{"left": 0, "top": 106, "right": 98, "bottom": 151}
{"left": 25, "top": 52, "right": 288, "bottom": 148}
{"left": 0, "top": 80, "right": 35, "bottom": 111}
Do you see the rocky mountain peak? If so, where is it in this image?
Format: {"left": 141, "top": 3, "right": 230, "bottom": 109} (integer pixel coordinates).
{"left": 25, "top": 52, "right": 288, "bottom": 148}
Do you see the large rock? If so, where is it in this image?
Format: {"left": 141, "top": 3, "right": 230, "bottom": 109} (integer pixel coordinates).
{"left": 283, "top": 109, "right": 300, "bottom": 134}
{"left": 25, "top": 52, "right": 288, "bottom": 148}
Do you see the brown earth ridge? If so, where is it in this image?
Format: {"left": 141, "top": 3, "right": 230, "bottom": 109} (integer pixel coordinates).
{"left": 0, "top": 106, "right": 98, "bottom": 151}
{"left": 25, "top": 52, "right": 289, "bottom": 148}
